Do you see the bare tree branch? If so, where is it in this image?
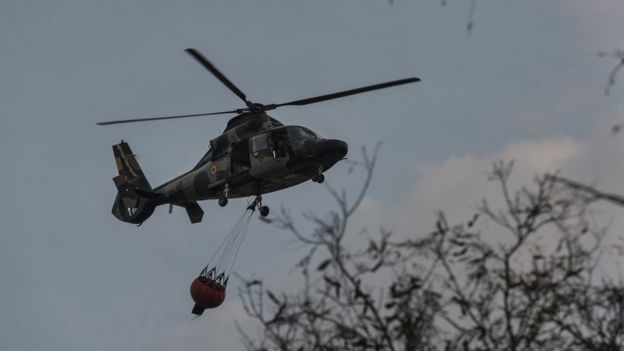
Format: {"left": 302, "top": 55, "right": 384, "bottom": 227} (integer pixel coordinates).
{"left": 238, "top": 154, "right": 624, "bottom": 351}
{"left": 598, "top": 50, "right": 624, "bottom": 96}
{"left": 549, "top": 175, "right": 624, "bottom": 207}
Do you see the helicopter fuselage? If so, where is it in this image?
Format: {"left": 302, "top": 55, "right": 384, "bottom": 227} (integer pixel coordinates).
{"left": 156, "top": 123, "right": 348, "bottom": 204}
{"left": 109, "top": 113, "right": 347, "bottom": 224}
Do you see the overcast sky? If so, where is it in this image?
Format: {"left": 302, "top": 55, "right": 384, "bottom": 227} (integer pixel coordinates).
{"left": 2, "top": 1, "right": 624, "bottom": 350}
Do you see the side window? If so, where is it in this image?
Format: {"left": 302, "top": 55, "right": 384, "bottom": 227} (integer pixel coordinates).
{"left": 250, "top": 134, "right": 269, "bottom": 155}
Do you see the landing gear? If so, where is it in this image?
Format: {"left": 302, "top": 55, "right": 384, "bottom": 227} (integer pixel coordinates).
{"left": 218, "top": 196, "right": 228, "bottom": 207}
{"left": 218, "top": 183, "right": 230, "bottom": 207}
{"left": 312, "top": 174, "right": 325, "bottom": 183}
{"left": 312, "top": 165, "right": 325, "bottom": 183}
{"left": 248, "top": 195, "right": 270, "bottom": 217}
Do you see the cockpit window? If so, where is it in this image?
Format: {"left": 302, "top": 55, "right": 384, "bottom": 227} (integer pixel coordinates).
{"left": 287, "top": 127, "right": 317, "bottom": 141}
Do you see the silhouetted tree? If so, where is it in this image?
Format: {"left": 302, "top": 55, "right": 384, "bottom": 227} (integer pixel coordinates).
{"left": 238, "top": 151, "right": 624, "bottom": 351}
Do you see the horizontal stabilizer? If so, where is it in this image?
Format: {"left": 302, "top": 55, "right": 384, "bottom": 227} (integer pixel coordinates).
{"left": 185, "top": 202, "right": 204, "bottom": 224}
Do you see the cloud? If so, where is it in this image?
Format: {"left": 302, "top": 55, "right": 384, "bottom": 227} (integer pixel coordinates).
{"left": 351, "top": 136, "right": 586, "bottom": 241}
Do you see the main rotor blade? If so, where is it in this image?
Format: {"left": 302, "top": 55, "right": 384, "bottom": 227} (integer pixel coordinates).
{"left": 96, "top": 110, "right": 241, "bottom": 126}
{"left": 185, "top": 48, "right": 249, "bottom": 105}
{"left": 270, "top": 77, "right": 420, "bottom": 109}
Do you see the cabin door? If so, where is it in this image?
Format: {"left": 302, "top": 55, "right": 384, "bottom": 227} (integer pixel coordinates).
{"left": 249, "top": 133, "right": 288, "bottom": 178}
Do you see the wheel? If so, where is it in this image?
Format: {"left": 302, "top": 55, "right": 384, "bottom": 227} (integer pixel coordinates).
{"left": 260, "top": 206, "right": 270, "bottom": 217}
{"left": 313, "top": 174, "right": 325, "bottom": 183}
{"left": 218, "top": 197, "right": 228, "bottom": 207}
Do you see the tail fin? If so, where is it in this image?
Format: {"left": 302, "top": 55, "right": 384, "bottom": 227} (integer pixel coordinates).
{"left": 112, "top": 141, "right": 151, "bottom": 190}
{"left": 111, "top": 141, "right": 156, "bottom": 224}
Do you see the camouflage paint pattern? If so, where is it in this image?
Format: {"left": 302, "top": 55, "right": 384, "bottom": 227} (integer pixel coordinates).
{"left": 110, "top": 113, "right": 347, "bottom": 224}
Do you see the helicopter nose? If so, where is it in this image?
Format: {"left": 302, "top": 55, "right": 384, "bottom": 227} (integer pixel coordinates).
{"left": 315, "top": 139, "right": 348, "bottom": 160}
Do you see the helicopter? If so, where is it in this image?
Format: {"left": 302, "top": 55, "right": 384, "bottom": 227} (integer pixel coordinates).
{"left": 97, "top": 48, "right": 420, "bottom": 225}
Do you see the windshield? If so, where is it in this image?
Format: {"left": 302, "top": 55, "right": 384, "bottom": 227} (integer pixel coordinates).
{"left": 287, "top": 127, "right": 317, "bottom": 142}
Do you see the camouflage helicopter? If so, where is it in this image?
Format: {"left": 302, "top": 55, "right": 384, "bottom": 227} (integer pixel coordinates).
{"left": 97, "top": 49, "right": 419, "bottom": 225}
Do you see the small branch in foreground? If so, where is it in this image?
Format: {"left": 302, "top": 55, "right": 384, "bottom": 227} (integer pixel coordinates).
{"left": 549, "top": 175, "right": 624, "bottom": 207}
{"left": 598, "top": 50, "right": 624, "bottom": 96}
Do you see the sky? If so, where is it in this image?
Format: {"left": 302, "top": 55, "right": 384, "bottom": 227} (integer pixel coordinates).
{"left": 1, "top": 0, "right": 624, "bottom": 350}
